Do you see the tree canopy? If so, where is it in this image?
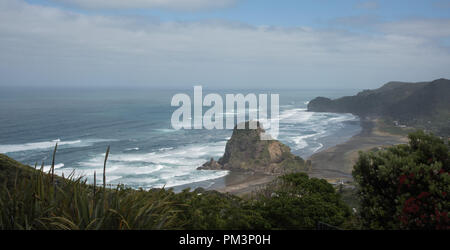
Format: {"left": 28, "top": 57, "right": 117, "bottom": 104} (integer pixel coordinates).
{"left": 353, "top": 131, "right": 449, "bottom": 229}
{"left": 253, "top": 173, "right": 351, "bottom": 229}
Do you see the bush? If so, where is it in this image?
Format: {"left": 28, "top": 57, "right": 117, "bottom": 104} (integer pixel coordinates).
{"left": 253, "top": 173, "right": 351, "bottom": 229}
{"left": 0, "top": 150, "right": 351, "bottom": 230}
{"left": 0, "top": 169, "right": 178, "bottom": 230}
{"left": 170, "top": 188, "right": 270, "bottom": 230}
{"left": 353, "top": 131, "right": 449, "bottom": 230}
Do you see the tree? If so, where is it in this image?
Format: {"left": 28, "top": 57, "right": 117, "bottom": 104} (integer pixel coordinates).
{"left": 253, "top": 173, "right": 351, "bottom": 229}
{"left": 171, "top": 188, "right": 270, "bottom": 230}
{"left": 353, "top": 131, "right": 449, "bottom": 229}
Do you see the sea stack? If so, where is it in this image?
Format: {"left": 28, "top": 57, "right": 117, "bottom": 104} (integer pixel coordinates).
{"left": 198, "top": 121, "right": 308, "bottom": 174}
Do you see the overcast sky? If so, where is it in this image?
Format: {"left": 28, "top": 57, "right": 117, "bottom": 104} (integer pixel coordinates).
{"left": 1, "top": 0, "right": 450, "bottom": 89}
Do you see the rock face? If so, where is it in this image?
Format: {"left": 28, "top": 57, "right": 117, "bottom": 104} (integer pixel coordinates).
{"left": 198, "top": 121, "right": 307, "bottom": 174}
{"left": 307, "top": 78, "right": 450, "bottom": 136}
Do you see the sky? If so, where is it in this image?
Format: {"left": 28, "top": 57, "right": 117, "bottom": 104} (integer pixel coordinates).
{"left": 0, "top": 0, "right": 450, "bottom": 89}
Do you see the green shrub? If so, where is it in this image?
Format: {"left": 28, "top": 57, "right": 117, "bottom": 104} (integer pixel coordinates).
{"left": 0, "top": 168, "right": 178, "bottom": 230}
{"left": 253, "top": 173, "right": 351, "bottom": 229}
{"left": 0, "top": 147, "right": 352, "bottom": 230}
{"left": 170, "top": 188, "right": 270, "bottom": 230}
{"left": 353, "top": 130, "right": 449, "bottom": 230}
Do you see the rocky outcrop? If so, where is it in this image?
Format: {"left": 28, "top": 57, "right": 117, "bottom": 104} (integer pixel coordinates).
{"left": 198, "top": 121, "right": 308, "bottom": 174}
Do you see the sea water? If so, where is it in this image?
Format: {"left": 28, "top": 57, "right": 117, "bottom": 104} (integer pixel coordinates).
{"left": 0, "top": 87, "right": 361, "bottom": 190}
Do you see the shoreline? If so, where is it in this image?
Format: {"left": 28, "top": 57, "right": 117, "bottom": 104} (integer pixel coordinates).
{"left": 207, "top": 171, "right": 278, "bottom": 196}
{"left": 307, "top": 117, "right": 408, "bottom": 182}
{"left": 208, "top": 117, "right": 408, "bottom": 195}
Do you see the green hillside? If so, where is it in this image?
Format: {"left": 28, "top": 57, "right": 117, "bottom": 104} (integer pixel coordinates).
{"left": 308, "top": 79, "right": 450, "bottom": 136}
{"left": 0, "top": 152, "right": 350, "bottom": 230}
{"left": 0, "top": 154, "right": 36, "bottom": 186}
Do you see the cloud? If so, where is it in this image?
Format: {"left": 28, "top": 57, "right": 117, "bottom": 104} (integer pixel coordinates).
{"left": 378, "top": 19, "right": 450, "bottom": 38}
{"left": 51, "top": 0, "right": 238, "bottom": 11}
{"left": 0, "top": 0, "right": 449, "bottom": 89}
{"left": 355, "top": 1, "right": 379, "bottom": 10}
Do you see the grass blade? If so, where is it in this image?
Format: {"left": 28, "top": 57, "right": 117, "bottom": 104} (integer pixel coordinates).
{"left": 51, "top": 143, "right": 58, "bottom": 184}
{"left": 103, "top": 146, "right": 110, "bottom": 190}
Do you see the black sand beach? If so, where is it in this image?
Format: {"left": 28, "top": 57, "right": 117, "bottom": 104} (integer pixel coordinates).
{"left": 210, "top": 118, "right": 408, "bottom": 195}
{"left": 308, "top": 118, "right": 408, "bottom": 182}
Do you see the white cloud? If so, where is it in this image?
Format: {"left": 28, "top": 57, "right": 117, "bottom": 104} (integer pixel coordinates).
{"left": 52, "top": 0, "right": 238, "bottom": 11}
{"left": 378, "top": 19, "right": 450, "bottom": 38}
{"left": 0, "top": 0, "right": 449, "bottom": 89}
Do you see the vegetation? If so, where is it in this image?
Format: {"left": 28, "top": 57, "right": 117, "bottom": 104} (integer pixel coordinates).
{"left": 252, "top": 173, "right": 351, "bottom": 229}
{"left": 0, "top": 150, "right": 348, "bottom": 230}
{"left": 169, "top": 188, "right": 270, "bottom": 230}
{"left": 0, "top": 153, "right": 36, "bottom": 186}
{"left": 0, "top": 160, "right": 178, "bottom": 229}
{"left": 353, "top": 131, "right": 449, "bottom": 229}
{"left": 2, "top": 130, "right": 448, "bottom": 230}
{"left": 375, "top": 118, "right": 416, "bottom": 136}
{"left": 308, "top": 78, "right": 450, "bottom": 136}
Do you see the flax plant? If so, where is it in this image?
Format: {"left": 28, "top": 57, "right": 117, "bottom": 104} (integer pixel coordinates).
{"left": 0, "top": 146, "right": 178, "bottom": 230}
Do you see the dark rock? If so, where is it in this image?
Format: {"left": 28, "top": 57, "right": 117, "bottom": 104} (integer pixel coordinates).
{"left": 198, "top": 121, "right": 307, "bottom": 174}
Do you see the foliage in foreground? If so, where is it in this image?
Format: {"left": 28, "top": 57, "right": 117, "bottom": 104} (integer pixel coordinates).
{"left": 3, "top": 130, "right": 449, "bottom": 230}
{"left": 168, "top": 173, "right": 351, "bottom": 230}
{"left": 0, "top": 168, "right": 178, "bottom": 230}
{"left": 0, "top": 150, "right": 351, "bottom": 229}
{"left": 353, "top": 130, "right": 449, "bottom": 230}
{"left": 252, "top": 173, "right": 351, "bottom": 229}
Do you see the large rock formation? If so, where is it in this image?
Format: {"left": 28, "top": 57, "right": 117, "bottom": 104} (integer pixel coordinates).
{"left": 198, "top": 121, "right": 308, "bottom": 174}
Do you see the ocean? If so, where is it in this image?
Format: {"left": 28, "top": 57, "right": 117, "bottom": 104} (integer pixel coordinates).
{"left": 0, "top": 87, "right": 361, "bottom": 191}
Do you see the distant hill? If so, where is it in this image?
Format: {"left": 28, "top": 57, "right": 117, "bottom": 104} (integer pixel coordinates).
{"left": 198, "top": 121, "right": 309, "bottom": 174}
{"left": 308, "top": 79, "right": 450, "bottom": 136}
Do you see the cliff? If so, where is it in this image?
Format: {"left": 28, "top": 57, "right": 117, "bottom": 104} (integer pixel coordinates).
{"left": 307, "top": 78, "right": 450, "bottom": 136}
{"left": 198, "top": 121, "right": 309, "bottom": 174}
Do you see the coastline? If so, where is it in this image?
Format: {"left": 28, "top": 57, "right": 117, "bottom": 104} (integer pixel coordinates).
{"left": 207, "top": 171, "right": 278, "bottom": 196}
{"left": 208, "top": 117, "right": 408, "bottom": 195}
{"left": 307, "top": 118, "right": 408, "bottom": 182}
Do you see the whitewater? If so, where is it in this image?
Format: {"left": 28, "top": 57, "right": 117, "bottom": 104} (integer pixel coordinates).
{"left": 0, "top": 87, "right": 361, "bottom": 190}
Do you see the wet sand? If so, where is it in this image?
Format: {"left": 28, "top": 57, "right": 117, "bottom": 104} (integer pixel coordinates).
{"left": 208, "top": 118, "right": 408, "bottom": 195}
{"left": 307, "top": 118, "right": 408, "bottom": 182}
{"left": 208, "top": 171, "right": 278, "bottom": 196}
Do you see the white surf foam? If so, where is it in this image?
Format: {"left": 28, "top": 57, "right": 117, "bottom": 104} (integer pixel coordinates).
{"left": 125, "top": 147, "right": 140, "bottom": 152}
{"left": 312, "top": 143, "right": 324, "bottom": 153}
{"left": 277, "top": 107, "right": 359, "bottom": 156}
{"left": 289, "top": 134, "right": 317, "bottom": 150}
{"left": 158, "top": 147, "right": 173, "bottom": 151}
{"left": 162, "top": 170, "right": 229, "bottom": 188}
{"left": 154, "top": 129, "right": 177, "bottom": 133}
{"left": 0, "top": 138, "right": 116, "bottom": 154}
{"left": 42, "top": 163, "right": 64, "bottom": 173}
{"left": 279, "top": 108, "right": 314, "bottom": 124}
{"left": 77, "top": 141, "right": 228, "bottom": 188}
{"left": 0, "top": 139, "right": 81, "bottom": 153}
